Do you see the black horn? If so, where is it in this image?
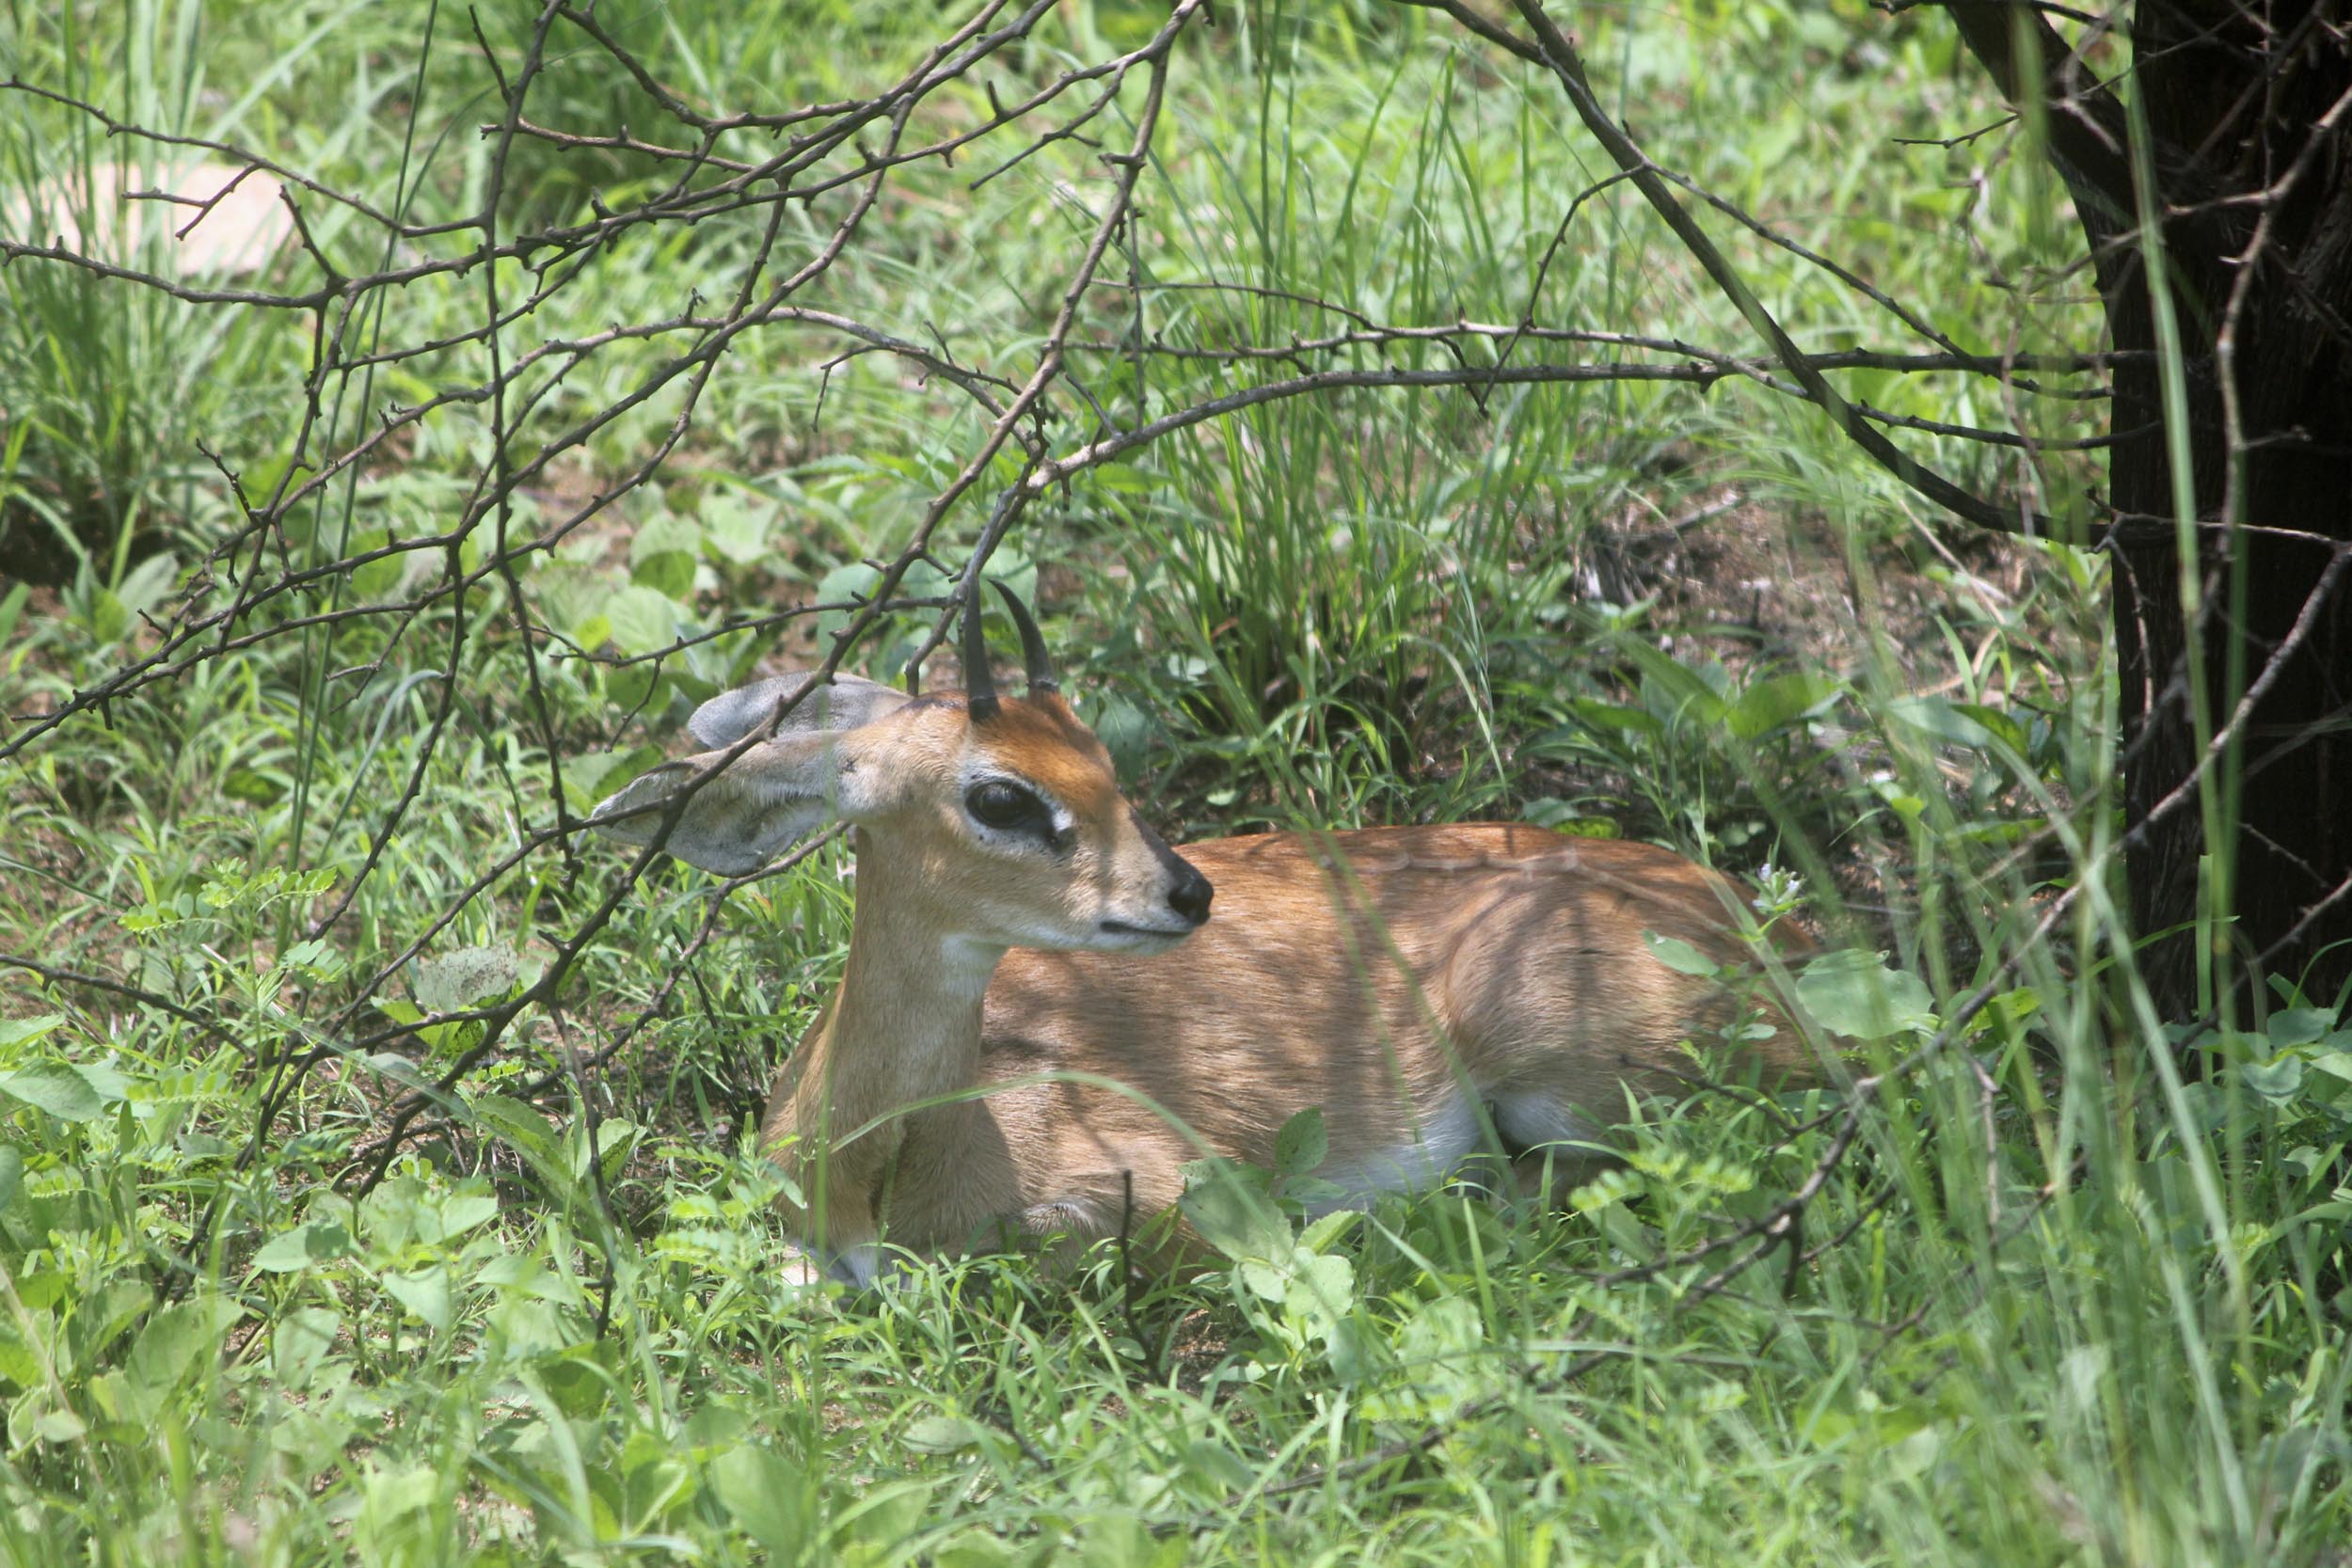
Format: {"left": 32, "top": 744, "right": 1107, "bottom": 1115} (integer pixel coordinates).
{"left": 961, "top": 577, "right": 1001, "bottom": 722}
{"left": 992, "top": 579, "right": 1059, "bottom": 695}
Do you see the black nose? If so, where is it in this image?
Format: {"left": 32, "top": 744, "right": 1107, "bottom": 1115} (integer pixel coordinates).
{"left": 1168, "top": 864, "right": 1214, "bottom": 927}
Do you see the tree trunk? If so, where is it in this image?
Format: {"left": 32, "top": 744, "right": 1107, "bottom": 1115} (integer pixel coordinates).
{"left": 1947, "top": 1, "right": 2352, "bottom": 1016}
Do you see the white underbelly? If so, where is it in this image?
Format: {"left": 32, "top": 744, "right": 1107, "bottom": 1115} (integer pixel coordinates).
{"left": 1307, "top": 1093, "right": 1486, "bottom": 1212}
{"left": 1304, "top": 1090, "right": 1599, "bottom": 1213}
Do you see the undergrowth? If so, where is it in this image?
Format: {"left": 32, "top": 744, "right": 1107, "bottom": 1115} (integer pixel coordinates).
{"left": 0, "top": 1, "right": 2344, "bottom": 1565}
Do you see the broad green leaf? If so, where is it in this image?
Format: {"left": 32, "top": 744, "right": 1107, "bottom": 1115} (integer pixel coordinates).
{"left": 383, "top": 1266, "right": 453, "bottom": 1332}
{"left": 609, "top": 666, "right": 666, "bottom": 719}
{"left": 1644, "top": 930, "right": 1721, "bottom": 976}
{"left": 710, "top": 1446, "right": 809, "bottom": 1555}
{"left": 2310, "top": 1051, "right": 2352, "bottom": 1085}
{"left": 1951, "top": 703, "right": 2028, "bottom": 754}
{"left": 251, "top": 1219, "right": 355, "bottom": 1273}
{"left": 561, "top": 744, "right": 663, "bottom": 814}
{"left": 700, "top": 495, "right": 778, "bottom": 565}
{"left": 2241, "top": 1056, "right": 2306, "bottom": 1104}
{"left": 1727, "top": 673, "right": 1840, "bottom": 738}
{"left": 413, "top": 945, "right": 519, "bottom": 1014}
{"left": 270, "top": 1307, "right": 342, "bottom": 1390}
{"left": 1274, "top": 1108, "right": 1327, "bottom": 1179}
{"left": 1886, "top": 696, "right": 1994, "bottom": 749}
{"left": 902, "top": 1415, "right": 986, "bottom": 1454}
{"left": 1569, "top": 699, "right": 1664, "bottom": 736}
{"left": 0, "top": 1145, "right": 21, "bottom": 1213}
{"left": 1796, "top": 951, "right": 1937, "bottom": 1039}
{"left": 435, "top": 1192, "right": 501, "bottom": 1242}
{"left": 1181, "top": 1440, "right": 1255, "bottom": 1491}
{"left": 631, "top": 549, "right": 696, "bottom": 601}
{"left": 0, "top": 1068, "right": 103, "bottom": 1122}
{"left": 0, "top": 1016, "right": 64, "bottom": 1050}
{"left": 602, "top": 586, "right": 680, "bottom": 657}
{"left": 69, "top": 1060, "right": 132, "bottom": 1104}
{"left": 115, "top": 551, "right": 179, "bottom": 619}
{"left": 570, "top": 1118, "right": 643, "bottom": 1183}
{"left": 1297, "top": 1210, "right": 1360, "bottom": 1253}
{"left": 348, "top": 529, "right": 406, "bottom": 601}
{"left": 2267, "top": 1009, "right": 2342, "bottom": 1051}
{"left": 31, "top": 1407, "right": 87, "bottom": 1445}
{"left": 1178, "top": 1157, "right": 1290, "bottom": 1263}
{"left": 128, "top": 1295, "right": 243, "bottom": 1395}
{"left": 629, "top": 512, "right": 702, "bottom": 567}
{"left": 1280, "top": 1249, "right": 1356, "bottom": 1326}
{"left": 88, "top": 589, "right": 129, "bottom": 645}
{"left": 469, "top": 1093, "right": 558, "bottom": 1161}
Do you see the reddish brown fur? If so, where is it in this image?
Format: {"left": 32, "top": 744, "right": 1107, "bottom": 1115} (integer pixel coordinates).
{"left": 597, "top": 685, "right": 1817, "bottom": 1285}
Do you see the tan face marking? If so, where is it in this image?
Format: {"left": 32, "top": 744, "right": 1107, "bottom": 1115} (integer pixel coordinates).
{"left": 850, "top": 693, "right": 1211, "bottom": 956}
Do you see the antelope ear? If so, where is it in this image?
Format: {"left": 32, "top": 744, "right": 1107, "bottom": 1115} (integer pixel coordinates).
{"left": 591, "top": 732, "right": 872, "bottom": 877}
{"left": 687, "top": 673, "right": 910, "bottom": 750}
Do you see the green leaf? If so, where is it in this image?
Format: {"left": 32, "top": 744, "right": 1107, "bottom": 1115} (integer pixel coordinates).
{"left": 602, "top": 586, "right": 680, "bottom": 657}
{"left": 570, "top": 1118, "right": 643, "bottom": 1183}
{"left": 1644, "top": 929, "right": 1722, "bottom": 977}
{"left": 469, "top": 1093, "right": 558, "bottom": 1161}
{"left": 1297, "top": 1210, "right": 1360, "bottom": 1254}
{"left": 710, "top": 1446, "right": 809, "bottom": 1555}
{"left": 70, "top": 1060, "right": 132, "bottom": 1104}
{"left": 348, "top": 529, "right": 405, "bottom": 601}
{"left": 1635, "top": 657, "right": 1729, "bottom": 727}
{"left": 1274, "top": 1108, "right": 1328, "bottom": 1179}
{"left": 88, "top": 588, "right": 129, "bottom": 645}
{"left": 813, "top": 561, "right": 882, "bottom": 646}
{"left": 2268, "top": 1009, "right": 2342, "bottom": 1051}
{"left": 1181, "top": 1440, "right": 1256, "bottom": 1491}
{"left": 1950, "top": 703, "right": 2028, "bottom": 754}
{"left": 382, "top": 1266, "right": 453, "bottom": 1332}
{"left": 902, "top": 1415, "right": 986, "bottom": 1455}
{"left": 32, "top": 1407, "right": 87, "bottom": 1445}
{"left": 0, "top": 1067, "right": 103, "bottom": 1122}
{"left": 1886, "top": 696, "right": 1994, "bottom": 749}
{"left": 434, "top": 1192, "right": 501, "bottom": 1242}
{"left": 115, "top": 551, "right": 180, "bottom": 619}
{"left": 2310, "top": 1051, "right": 2352, "bottom": 1085}
{"left": 631, "top": 550, "right": 697, "bottom": 601}
{"left": 0, "top": 1145, "right": 22, "bottom": 1213}
{"left": 2241, "top": 1055, "right": 2306, "bottom": 1105}
{"left": 700, "top": 496, "right": 778, "bottom": 565}
{"left": 412, "top": 946, "right": 519, "bottom": 1014}
{"left": 1570, "top": 699, "right": 1664, "bottom": 736}
{"left": 0, "top": 1015, "right": 65, "bottom": 1049}
{"left": 629, "top": 511, "right": 702, "bottom": 569}
{"left": 1280, "top": 1249, "right": 1356, "bottom": 1327}
{"left": 1796, "top": 951, "right": 1937, "bottom": 1040}
{"left": 1178, "top": 1157, "right": 1290, "bottom": 1263}
{"left": 128, "top": 1295, "right": 243, "bottom": 1395}
{"left": 1727, "top": 673, "right": 1839, "bottom": 739}
{"left": 270, "top": 1307, "right": 342, "bottom": 1390}
{"left": 251, "top": 1219, "right": 355, "bottom": 1274}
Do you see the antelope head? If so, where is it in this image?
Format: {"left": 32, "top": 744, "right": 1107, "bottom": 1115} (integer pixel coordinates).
{"left": 589, "top": 583, "right": 1213, "bottom": 959}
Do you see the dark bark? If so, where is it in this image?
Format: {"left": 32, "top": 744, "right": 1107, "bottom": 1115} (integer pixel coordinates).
{"left": 1947, "top": 0, "right": 2352, "bottom": 1015}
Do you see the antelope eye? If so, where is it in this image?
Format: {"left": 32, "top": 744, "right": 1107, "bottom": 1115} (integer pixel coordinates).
{"left": 965, "top": 780, "right": 1045, "bottom": 832}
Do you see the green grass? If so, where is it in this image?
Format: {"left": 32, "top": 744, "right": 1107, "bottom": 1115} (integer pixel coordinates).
{"left": 1, "top": 0, "right": 2346, "bottom": 1563}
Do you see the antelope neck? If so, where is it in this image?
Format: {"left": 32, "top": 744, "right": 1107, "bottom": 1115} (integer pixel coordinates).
{"left": 788, "top": 839, "right": 1007, "bottom": 1148}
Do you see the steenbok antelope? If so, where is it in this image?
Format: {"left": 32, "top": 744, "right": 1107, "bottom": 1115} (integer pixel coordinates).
{"left": 593, "top": 587, "right": 1814, "bottom": 1285}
